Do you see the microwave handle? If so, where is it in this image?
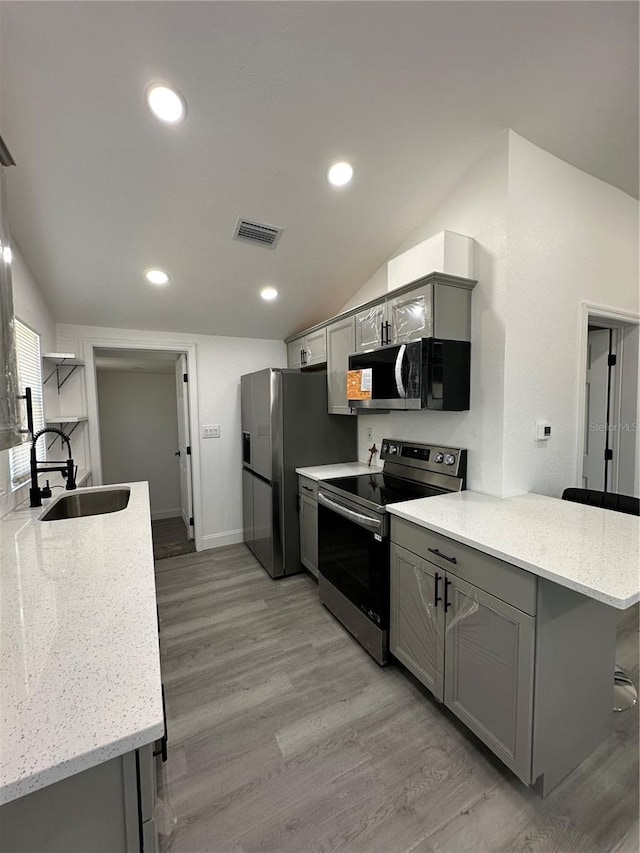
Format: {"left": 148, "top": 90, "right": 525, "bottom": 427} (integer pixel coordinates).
{"left": 394, "top": 344, "right": 407, "bottom": 398}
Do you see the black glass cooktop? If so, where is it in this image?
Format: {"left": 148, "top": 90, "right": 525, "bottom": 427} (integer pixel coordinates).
{"left": 323, "top": 472, "right": 445, "bottom": 510}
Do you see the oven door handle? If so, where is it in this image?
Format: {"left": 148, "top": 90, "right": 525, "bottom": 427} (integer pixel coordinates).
{"left": 394, "top": 344, "right": 407, "bottom": 398}
{"left": 318, "top": 492, "right": 383, "bottom": 533}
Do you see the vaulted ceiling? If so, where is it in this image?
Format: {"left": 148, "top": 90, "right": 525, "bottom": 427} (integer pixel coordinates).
{"left": 1, "top": 1, "right": 637, "bottom": 340}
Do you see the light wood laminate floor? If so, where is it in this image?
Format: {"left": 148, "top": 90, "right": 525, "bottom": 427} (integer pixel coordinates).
{"left": 155, "top": 545, "right": 639, "bottom": 853}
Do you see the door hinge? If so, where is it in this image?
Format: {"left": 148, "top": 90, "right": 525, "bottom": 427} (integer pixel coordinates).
{"left": 186, "top": 446, "right": 191, "bottom": 455}
{"left": 189, "top": 516, "right": 194, "bottom": 526}
{"left": 608, "top": 354, "right": 617, "bottom": 367}
{"left": 183, "top": 373, "right": 188, "bottom": 383}
{"left": 604, "top": 448, "right": 613, "bottom": 461}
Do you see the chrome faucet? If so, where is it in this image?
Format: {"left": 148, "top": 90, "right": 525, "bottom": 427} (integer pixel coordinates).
{"left": 29, "top": 427, "right": 77, "bottom": 507}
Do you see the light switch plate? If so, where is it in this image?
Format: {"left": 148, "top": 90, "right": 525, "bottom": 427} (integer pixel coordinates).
{"left": 212, "top": 424, "right": 220, "bottom": 438}
{"left": 202, "top": 425, "right": 217, "bottom": 439}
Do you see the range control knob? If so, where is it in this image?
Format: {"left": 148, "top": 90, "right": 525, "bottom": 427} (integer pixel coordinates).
{"left": 444, "top": 453, "right": 456, "bottom": 466}
{"left": 434, "top": 452, "right": 444, "bottom": 463}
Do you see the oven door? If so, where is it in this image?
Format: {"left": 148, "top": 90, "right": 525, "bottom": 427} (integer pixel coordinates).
{"left": 317, "top": 491, "right": 390, "bottom": 628}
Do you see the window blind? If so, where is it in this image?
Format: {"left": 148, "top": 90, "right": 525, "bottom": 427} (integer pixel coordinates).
{"left": 10, "top": 320, "right": 43, "bottom": 488}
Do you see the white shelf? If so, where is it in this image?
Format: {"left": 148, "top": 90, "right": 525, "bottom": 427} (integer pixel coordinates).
{"left": 42, "top": 353, "right": 84, "bottom": 366}
{"left": 46, "top": 416, "right": 88, "bottom": 424}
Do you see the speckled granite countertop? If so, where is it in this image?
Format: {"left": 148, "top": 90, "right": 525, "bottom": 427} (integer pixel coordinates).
{"left": 0, "top": 482, "right": 163, "bottom": 805}
{"left": 296, "top": 462, "right": 382, "bottom": 481}
{"left": 388, "top": 491, "right": 640, "bottom": 610}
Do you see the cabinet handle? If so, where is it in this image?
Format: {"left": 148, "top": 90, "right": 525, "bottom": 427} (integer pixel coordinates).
{"left": 428, "top": 547, "right": 457, "bottom": 565}
{"left": 303, "top": 485, "right": 314, "bottom": 492}
{"left": 384, "top": 321, "right": 391, "bottom": 345}
{"left": 380, "top": 322, "right": 385, "bottom": 346}
{"left": 444, "top": 578, "right": 452, "bottom": 612}
{"left": 434, "top": 572, "right": 442, "bottom": 608}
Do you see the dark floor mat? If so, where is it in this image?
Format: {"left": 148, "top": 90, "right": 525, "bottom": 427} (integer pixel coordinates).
{"left": 153, "top": 539, "right": 196, "bottom": 561}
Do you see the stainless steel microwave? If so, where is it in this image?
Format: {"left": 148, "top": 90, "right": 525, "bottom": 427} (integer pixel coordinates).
{"left": 348, "top": 338, "right": 470, "bottom": 411}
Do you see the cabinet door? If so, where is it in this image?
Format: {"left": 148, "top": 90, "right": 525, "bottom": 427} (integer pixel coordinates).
{"left": 443, "top": 574, "right": 534, "bottom": 784}
{"left": 305, "top": 328, "right": 326, "bottom": 366}
{"left": 287, "top": 338, "right": 304, "bottom": 368}
{"left": 355, "top": 302, "right": 387, "bottom": 351}
{"left": 299, "top": 493, "right": 318, "bottom": 577}
{"left": 388, "top": 283, "right": 433, "bottom": 344}
{"left": 390, "top": 544, "right": 444, "bottom": 701}
{"left": 326, "top": 316, "right": 356, "bottom": 415}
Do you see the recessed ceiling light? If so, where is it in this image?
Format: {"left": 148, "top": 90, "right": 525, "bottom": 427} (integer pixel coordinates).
{"left": 327, "top": 161, "right": 353, "bottom": 187}
{"left": 145, "top": 269, "right": 170, "bottom": 286}
{"left": 146, "top": 84, "right": 186, "bottom": 125}
{"left": 260, "top": 287, "right": 278, "bottom": 301}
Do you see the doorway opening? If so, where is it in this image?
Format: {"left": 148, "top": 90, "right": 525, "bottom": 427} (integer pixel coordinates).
{"left": 578, "top": 306, "right": 639, "bottom": 496}
{"left": 94, "top": 348, "right": 195, "bottom": 559}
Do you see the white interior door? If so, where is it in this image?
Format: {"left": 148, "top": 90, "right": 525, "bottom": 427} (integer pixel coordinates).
{"left": 175, "top": 354, "right": 194, "bottom": 539}
{"left": 583, "top": 329, "right": 611, "bottom": 491}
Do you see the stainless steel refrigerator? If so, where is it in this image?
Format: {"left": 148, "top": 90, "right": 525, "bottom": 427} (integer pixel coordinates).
{"left": 241, "top": 368, "right": 357, "bottom": 578}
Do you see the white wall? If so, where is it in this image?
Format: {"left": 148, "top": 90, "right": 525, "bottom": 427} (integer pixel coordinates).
{"left": 502, "top": 133, "right": 639, "bottom": 497}
{"left": 0, "top": 241, "right": 56, "bottom": 518}
{"left": 56, "top": 323, "right": 287, "bottom": 549}
{"left": 97, "top": 370, "right": 181, "bottom": 519}
{"left": 340, "top": 131, "right": 639, "bottom": 499}
{"left": 342, "top": 132, "right": 511, "bottom": 496}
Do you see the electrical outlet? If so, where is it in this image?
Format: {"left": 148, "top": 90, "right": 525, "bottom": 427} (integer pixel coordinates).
{"left": 366, "top": 427, "right": 373, "bottom": 443}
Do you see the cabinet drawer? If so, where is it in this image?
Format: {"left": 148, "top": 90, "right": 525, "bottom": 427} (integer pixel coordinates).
{"left": 391, "top": 517, "right": 536, "bottom": 616}
{"left": 298, "top": 476, "right": 318, "bottom": 500}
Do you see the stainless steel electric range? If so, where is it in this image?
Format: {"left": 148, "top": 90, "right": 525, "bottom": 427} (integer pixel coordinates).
{"left": 317, "top": 439, "right": 467, "bottom": 665}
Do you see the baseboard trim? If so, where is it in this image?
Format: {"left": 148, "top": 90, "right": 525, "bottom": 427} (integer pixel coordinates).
{"left": 151, "top": 508, "right": 183, "bottom": 521}
{"left": 202, "top": 529, "right": 244, "bottom": 550}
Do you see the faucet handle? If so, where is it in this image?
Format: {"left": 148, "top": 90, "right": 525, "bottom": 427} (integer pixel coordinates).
{"left": 41, "top": 480, "right": 52, "bottom": 499}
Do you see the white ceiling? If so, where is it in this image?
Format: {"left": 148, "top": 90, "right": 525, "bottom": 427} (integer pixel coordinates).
{"left": 1, "top": 2, "right": 637, "bottom": 341}
{"left": 94, "top": 348, "right": 179, "bottom": 374}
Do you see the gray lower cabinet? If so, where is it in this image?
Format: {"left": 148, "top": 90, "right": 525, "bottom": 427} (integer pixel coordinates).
{"left": 299, "top": 493, "right": 318, "bottom": 577}
{"left": 298, "top": 476, "right": 318, "bottom": 577}
{"left": 443, "top": 574, "right": 534, "bottom": 784}
{"left": 390, "top": 519, "right": 617, "bottom": 795}
{"left": 390, "top": 546, "right": 444, "bottom": 701}
{"left": 390, "top": 543, "right": 533, "bottom": 782}
{"left": 0, "top": 744, "right": 158, "bottom": 852}
{"left": 326, "top": 315, "right": 356, "bottom": 415}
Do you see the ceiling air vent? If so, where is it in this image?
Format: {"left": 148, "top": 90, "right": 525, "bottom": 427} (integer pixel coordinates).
{"left": 233, "top": 217, "right": 283, "bottom": 250}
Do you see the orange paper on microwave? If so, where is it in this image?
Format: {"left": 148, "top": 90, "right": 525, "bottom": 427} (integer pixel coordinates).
{"left": 347, "top": 369, "right": 372, "bottom": 400}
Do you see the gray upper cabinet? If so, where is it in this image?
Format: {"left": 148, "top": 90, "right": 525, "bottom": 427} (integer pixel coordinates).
{"left": 304, "top": 327, "right": 326, "bottom": 366}
{"left": 355, "top": 302, "right": 387, "bottom": 352}
{"left": 326, "top": 315, "right": 356, "bottom": 415}
{"left": 287, "top": 338, "right": 305, "bottom": 369}
{"left": 443, "top": 574, "right": 535, "bottom": 784}
{"left": 390, "top": 544, "right": 444, "bottom": 701}
{"left": 388, "top": 283, "right": 434, "bottom": 344}
{"left": 287, "top": 330, "right": 326, "bottom": 368}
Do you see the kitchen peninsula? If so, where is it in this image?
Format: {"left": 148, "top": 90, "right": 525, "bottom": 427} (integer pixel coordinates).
{"left": 387, "top": 490, "right": 639, "bottom": 795}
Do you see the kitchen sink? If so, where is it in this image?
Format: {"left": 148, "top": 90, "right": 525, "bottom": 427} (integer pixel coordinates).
{"left": 41, "top": 488, "right": 131, "bottom": 521}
